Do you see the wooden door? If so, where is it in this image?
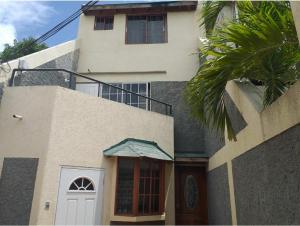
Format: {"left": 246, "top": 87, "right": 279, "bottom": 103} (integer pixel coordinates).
{"left": 175, "top": 165, "right": 208, "bottom": 225}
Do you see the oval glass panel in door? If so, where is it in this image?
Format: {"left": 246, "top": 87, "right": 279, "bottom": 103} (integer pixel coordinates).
{"left": 184, "top": 175, "right": 198, "bottom": 209}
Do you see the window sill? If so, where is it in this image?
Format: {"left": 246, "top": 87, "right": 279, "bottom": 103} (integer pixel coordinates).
{"left": 125, "top": 42, "right": 168, "bottom": 45}
{"left": 110, "top": 214, "right": 165, "bottom": 222}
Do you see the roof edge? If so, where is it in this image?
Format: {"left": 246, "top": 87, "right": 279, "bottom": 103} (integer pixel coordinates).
{"left": 103, "top": 138, "right": 173, "bottom": 160}
{"left": 83, "top": 1, "right": 198, "bottom": 16}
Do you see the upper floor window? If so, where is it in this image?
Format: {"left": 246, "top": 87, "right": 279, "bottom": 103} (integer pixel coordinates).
{"left": 126, "top": 14, "right": 167, "bottom": 44}
{"left": 95, "top": 16, "right": 114, "bottom": 30}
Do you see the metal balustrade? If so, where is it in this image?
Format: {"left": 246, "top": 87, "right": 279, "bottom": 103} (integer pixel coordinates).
{"left": 9, "top": 68, "right": 173, "bottom": 116}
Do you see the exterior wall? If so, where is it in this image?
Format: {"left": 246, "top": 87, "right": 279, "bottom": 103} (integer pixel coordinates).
{"left": 0, "top": 40, "right": 79, "bottom": 84}
{"left": 0, "top": 158, "right": 38, "bottom": 225}
{"left": 232, "top": 124, "right": 300, "bottom": 224}
{"left": 76, "top": 5, "right": 203, "bottom": 82}
{"left": 207, "top": 80, "right": 300, "bottom": 224}
{"left": 150, "top": 82, "right": 245, "bottom": 157}
{"left": 0, "top": 86, "right": 174, "bottom": 225}
{"left": 207, "top": 164, "right": 231, "bottom": 225}
{"left": 0, "top": 86, "right": 60, "bottom": 225}
{"left": 206, "top": 4, "right": 300, "bottom": 224}
{"left": 14, "top": 50, "right": 79, "bottom": 87}
{"left": 151, "top": 81, "right": 206, "bottom": 153}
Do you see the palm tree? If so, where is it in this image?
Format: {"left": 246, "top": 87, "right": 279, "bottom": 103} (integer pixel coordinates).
{"left": 186, "top": 1, "right": 300, "bottom": 141}
{"left": 200, "top": 1, "right": 234, "bottom": 36}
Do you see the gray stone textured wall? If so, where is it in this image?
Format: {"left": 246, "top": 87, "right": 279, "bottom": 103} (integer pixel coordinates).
{"left": 232, "top": 123, "right": 300, "bottom": 224}
{"left": 224, "top": 92, "right": 247, "bottom": 135}
{"left": 207, "top": 164, "right": 232, "bottom": 225}
{"left": 0, "top": 82, "right": 4, "bottom": 103}
{"left": 14, "top": 49, "right": 79, "bottom": 87}
{"left": 151, "top": 81, "right": 206, "bottom": 153}
{"left": 150, "top": 82, "right": 246, "bottom": 156}
{"left": 0, "top": 158, "right": 39, "bottom": 225}
{"left": 204, "top": 92, "right": 247, "bottom": 157}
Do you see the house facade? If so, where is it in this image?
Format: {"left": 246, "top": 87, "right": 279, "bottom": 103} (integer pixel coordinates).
{"left": 0, "top": 1, "right": 300, "bottom": 225}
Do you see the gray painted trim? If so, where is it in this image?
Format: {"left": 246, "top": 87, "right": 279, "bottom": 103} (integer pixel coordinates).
{"left": 0, "top": 158, "right": 39, "bottom": 225}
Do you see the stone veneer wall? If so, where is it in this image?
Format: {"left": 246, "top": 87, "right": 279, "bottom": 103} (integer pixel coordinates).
{"left": 151, "top": 82, "right": 246, "bottom": 156}
{"left": 151, "top": 81, "right": 206, "bottom": 154}
{"left": 207, "top": 164, "right": 232, "bottom": 225}
{"left": 232, "top": 123, "right": 300, "bottom": 224}
{"left": 205, "top": 92, "right": 247, "bottom": 157}
{"left": 0, "top": 83, "right": 3, "bottom": 102}
{"left": 13, "top": 50, "right": 79, "bottom": 87}
{"left": 0, "top": 158, "right": 39, "bottom": 225}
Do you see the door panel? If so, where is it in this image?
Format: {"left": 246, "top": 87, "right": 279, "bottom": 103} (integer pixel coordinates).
{"left": 175, "top": 165, "right": 208, "bottom": 225}
{"left": 84, "top": 199, "right": 96, "bottom": 225}
{"left": 66, "top": 199, "right": 78, "bottom": 225}
{"left": 55, "top": 167, "right": 104, "bottom": 225}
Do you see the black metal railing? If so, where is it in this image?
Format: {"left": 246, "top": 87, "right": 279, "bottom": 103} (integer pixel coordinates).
{"left": 9, "top": 68, "right": 173, "bottom": 116}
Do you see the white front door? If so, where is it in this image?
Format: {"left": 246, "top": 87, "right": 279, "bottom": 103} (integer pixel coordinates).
{"left": 55, "top": 167, "right": 104, "bottom": 225}
{"left": 76, "top": 83, "right": 99, "bottom": 97}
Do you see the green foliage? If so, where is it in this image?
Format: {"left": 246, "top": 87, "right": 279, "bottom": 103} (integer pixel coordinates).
{"left": 201, "top": 1, "right": 233, "bottom": 36}
{"left": 0, "top": 37, "right": 48, "bottom": 62}
{"left": 186, "top": 1, "right": 300, "bottom": 141}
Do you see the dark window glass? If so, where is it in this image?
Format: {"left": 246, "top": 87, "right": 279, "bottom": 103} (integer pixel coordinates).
{"left": 95, "top": 16, "right": 114, "bottom": 30}
{"left": 147, "top": 15, "right": 165, "bottom": 43}
{"left": 102, "top": 84, "right": 110, "bottom": 99}
{"left": 127, "top": 15, "right": 166, "bottom": 44}
{"left": 127, "top": 16, "right": 147, "bottom": 44}
{"left": 138, "top": 159, "right": 161, "bottom": 214}
{"left": 116, "top": 158, "right": 135, "bottom": 214}
{"left": 69, "top": 177, "right": 94, "bottom": 191}
{"left": 100, "top": 83, "right": 149, "bottom": 109}
{"left": 115, "top": 158, "right": 164, "bottom": 216}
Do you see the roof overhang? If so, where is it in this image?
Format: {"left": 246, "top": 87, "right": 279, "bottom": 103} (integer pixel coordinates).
{"left": 103, "top": 138, "right": 173, "bottom": 161}
{"left": 83, "top": 1, "right": 198, "bottom": 16}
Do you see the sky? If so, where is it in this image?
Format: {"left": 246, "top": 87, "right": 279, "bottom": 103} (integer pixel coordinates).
{"left": 0, "top": 0, "right": 158, "bottom": 51}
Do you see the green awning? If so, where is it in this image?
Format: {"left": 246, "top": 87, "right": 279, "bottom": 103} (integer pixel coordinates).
{"left": 103, "top": 138, "right": 173, "bottom": 161}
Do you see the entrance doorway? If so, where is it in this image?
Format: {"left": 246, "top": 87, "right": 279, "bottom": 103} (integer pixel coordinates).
{"left": 55, "top": 167, "right": 104, "bottom": 225}
{"left": 175, "top": 164, "right": 208, "bottom": 225}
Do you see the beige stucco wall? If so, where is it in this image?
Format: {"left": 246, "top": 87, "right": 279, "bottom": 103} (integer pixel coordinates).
{"left": 0, "top": 86, "right": 57, "bottom": 224}
{"left": 76, "top": 4, "right": 203, "bottom": 83}
{"left": 0, "top": 86, "right": 174, "bottom": 225}
{"left": 291, "top": 1, "right": 300, "bottom": 41}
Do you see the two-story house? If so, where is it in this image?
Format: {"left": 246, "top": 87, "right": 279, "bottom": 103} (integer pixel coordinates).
{"left": 1, "top": 1, "right": 300, "bottom": 225}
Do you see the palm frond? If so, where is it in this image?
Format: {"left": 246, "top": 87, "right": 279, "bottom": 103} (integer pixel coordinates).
{"left": 187, "top": 0, "right": 300, "bottom": 141}
{"left": 201, "top": 1, "right": 233, "bottom": 36}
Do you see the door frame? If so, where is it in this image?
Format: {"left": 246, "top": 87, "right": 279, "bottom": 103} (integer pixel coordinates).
{"left": 54, "top": 165, "right": 105, "bottom": 225}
